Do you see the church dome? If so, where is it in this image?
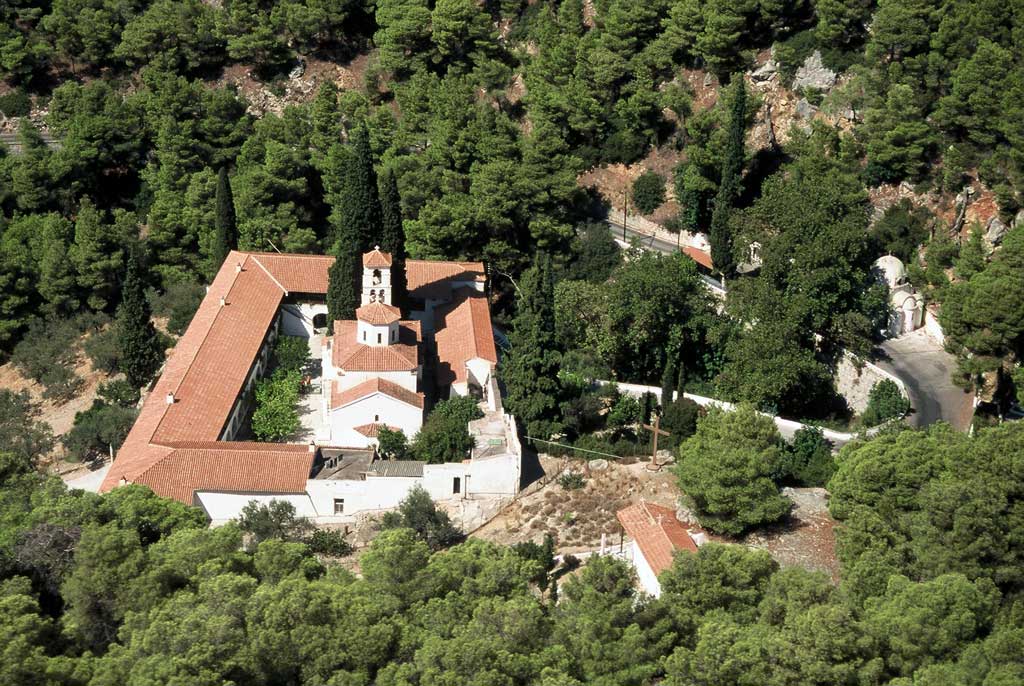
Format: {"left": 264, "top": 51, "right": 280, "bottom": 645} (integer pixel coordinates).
{"left": 872, "top": 255, "right": 907, "bottom": 289}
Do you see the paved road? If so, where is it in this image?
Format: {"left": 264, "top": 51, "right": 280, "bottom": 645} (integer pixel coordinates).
{"left": 606, "top": 217, "right": 680, "bottom": 253}
{"left": 876, "top": 330, "right": 974, "bottom": 431}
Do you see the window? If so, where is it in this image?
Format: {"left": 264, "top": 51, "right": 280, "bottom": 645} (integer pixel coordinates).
{"left": 363, "top": 331, "right": 366, "bottom": 341}
{"left": 452, "top": 477, "right": 461, "bottom": 494}
{"left": 374, "top": 414, "right": 379, "bottom": 422}
{"left": 391, "top": 330, "right": 396, "bottom": 342}
{"left": 333, "top": 498, "right": 345, "bottom": 514}
{"left": 372, "top": 269, "right": 382, "bottom": 285}
{"left": 377, "top": 333, "right": 382, "bottom": 344}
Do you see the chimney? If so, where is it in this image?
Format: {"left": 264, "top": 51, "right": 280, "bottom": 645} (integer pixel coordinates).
{"left": 165, "top": 393, "right": 175, "bottom": 405}
{"left": 219, "top": 296, "right": 226, "bottom": 307}
{"left": 308, "top": 442, "right": 316, "bottom": 453}
{"left": 236, "top": 262, "right": 242, "bottom": 273}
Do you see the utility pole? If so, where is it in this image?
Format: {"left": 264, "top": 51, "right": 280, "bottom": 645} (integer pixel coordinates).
{"left": 622, "top": 187, "right": 628, "bottom": 242}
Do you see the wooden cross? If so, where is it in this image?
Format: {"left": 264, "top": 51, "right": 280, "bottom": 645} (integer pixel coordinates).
{"left": 642, "top": 412, "right": 671, "bottom": 468}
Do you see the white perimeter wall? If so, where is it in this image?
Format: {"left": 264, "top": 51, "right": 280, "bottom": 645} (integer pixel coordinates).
{"left": 197, "top": 491, "right": 316, "bottom": 525}
{"left": 631, "top": 540, "right": 662, "bottom": 598}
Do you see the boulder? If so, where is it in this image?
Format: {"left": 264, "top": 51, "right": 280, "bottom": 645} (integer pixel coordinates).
{"left": 751, "top": 58, "right": 778, "bottom": 84}
{"left": 1012, "top": 209, "right": 1024, "bottom": 230}
{"left": 792, "top": 50, "right": 837, "bottom": 92}
{"left": 795, "top": 98, "right": 818, "bottom": 120}
{"left": 986, "top": 216, "right": 1008, "bottom": 246}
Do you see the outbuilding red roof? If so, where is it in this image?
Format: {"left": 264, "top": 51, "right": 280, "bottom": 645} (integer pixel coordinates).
{"left": 616, "top": 502, "right": 697, "bottom": 577}
{"left": 683, "top": 246, "right": 713, "bottom": 270}
{"left": 406, "top": 260, "right": 485, "bottom": 300}
{"left": 434, "top": 289, "right": 498, "bottom": 386}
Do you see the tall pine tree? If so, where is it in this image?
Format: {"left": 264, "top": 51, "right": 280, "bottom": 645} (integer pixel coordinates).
{"left": 502, "top": 253, "right": 562, "bottom": 440}
{"left": 326, "top": 227, "right": 361, "bottom": 332}
{"left": 211, "top": 166, "right": 237, "bottom": 278}
{"left": 709, "top": 76, "right": 747, "bottom": 278}
{"left": 379, "top": 168, "right": 408, "bottom": 311}
{"left": 117, "top": 245, "right": 164, "bottom": 389}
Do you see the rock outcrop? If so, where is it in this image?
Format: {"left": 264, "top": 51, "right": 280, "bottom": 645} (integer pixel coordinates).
{"left": 792, "top": 51, "right": 837, "bottom": 92}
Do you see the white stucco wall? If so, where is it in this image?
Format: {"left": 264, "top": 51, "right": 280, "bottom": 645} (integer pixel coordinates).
{"left": 306, "top": 476, "right": 420, "bottom": 521}
{"left": 328, "top": 393, "right": 423, "bottom": 445}
{"left": 925, "top": 309, "right": 945, "bottom": 345}
{"left": 630, "top": 540, "right": 662, "bottom": 598}
{"left": 197, "top": 491, "right": 317, "bottom": 525}
{"left": 280, "top": 303, "right": 328, "bottom": 338}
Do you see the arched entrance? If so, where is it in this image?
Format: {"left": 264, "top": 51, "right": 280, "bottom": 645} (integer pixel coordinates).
{"left": 313, "top": 313, "right": 327, "bottom": 330}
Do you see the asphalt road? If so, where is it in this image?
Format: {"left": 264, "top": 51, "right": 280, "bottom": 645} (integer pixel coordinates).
{"left": 606, "top": 218, "right": 681, "bottom": 253}
{"left": 877, "top": 330, "right": 974, "bottom": 431}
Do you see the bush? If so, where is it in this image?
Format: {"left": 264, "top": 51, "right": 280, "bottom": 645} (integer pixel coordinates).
{"left": 632, "top": 171, "right": 667, "bottom": 215}
{"left": 0, "top": 389, "right": 55, "bottom": 466}
{"left": 40, "top": 365, "right": 84, "bottom": 403}
{"left": 380, "top": 485, "right": 462, "bottom": 550}
{"left": 12, "top": 318, "right": 79, "bottom": 384}
{"left": 566, "top": 221, "right": 622, "bottom": 284}
{"left": 97, "top": 379, "right": 140, "bottom": 407}
{"left": 410, "top": 396, "right": 482, "bottom": 464}
{"left": 148, "top": 281, "right": 205, "bottom": 335}
{"left": 660, "top": 397, "right": 701, "bottom": 447}
{"left": 558, "top": 472, "right": 586, "bottom": 490}
{"left": 773, "top": 30, "right": 818, "bottom": 85}
{"left": 84, "top": 327, "right": 122, "bottom": 374}
{"left": 861, "top": 379, "right": 910, "bottom": 427}
{"left": 870, "top": 199, "right": 931, "bottom": 264}
{"left": 0, "top": 88, "right": 32, "bottom": 117}
{"left": 63, "top": 401, "right": 137, "bottom": 462}
{"left": 603, "top": 129, "right": 646, "bottom": 165}
{"left": 237, "top": 500, "right": 312, "bottom": 548}
{"left": 431, "top": 395, "right": 483, "bottom": 423}
{"left": 306, "top": 528, "right": 353, "bottom": 556}
{"left": 778, "top": 427, "right": 835, "bottom": 486}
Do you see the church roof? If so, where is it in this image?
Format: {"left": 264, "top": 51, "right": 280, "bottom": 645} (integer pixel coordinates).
{"left": 352, "top": 422, "right": 401, "bottom": 438}
{"left": 356, "top": 301, "right": 401, "bottom": 325}
{"left": 363, "top": 248, "right": 393, "bottom": 268}
{"left": 331, "top": 378, "right": 425, "bottom": 410}
{"left": 406, "top": 260, "right": 486, "bottom": 300}
{"left": 617, "top": 502, "right": 698, "bottom": 577}
{"left": 332, "top": 320, "right": 421, "bottom": 371}
{"left": 435, "top": 289, "right": 498, "bottom": 387}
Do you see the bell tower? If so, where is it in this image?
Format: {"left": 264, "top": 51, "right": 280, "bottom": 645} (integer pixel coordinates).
{"left": 361, "top": 247, "right": 393, "bottom": 306}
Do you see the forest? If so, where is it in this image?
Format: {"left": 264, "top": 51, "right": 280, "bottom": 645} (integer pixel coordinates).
{"left": 1, "top": 0, "right": 1024, "bottom": 683}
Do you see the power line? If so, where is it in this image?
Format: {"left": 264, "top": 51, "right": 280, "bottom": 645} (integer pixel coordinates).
{"left": 524, "top": 436, "right": 624, "bottom": 460}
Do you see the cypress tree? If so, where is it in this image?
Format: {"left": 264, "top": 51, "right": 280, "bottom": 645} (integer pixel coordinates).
{"left": 326, "top": 227, "right": 361, "bottom": 332}
{"left": 502, "top": 253, "right": 562, "bottom": 440}
{"left": 117, "top": 246, "right": 164, "bottom": 389}
{"left": 212, "top": 166, "right": 236, "bottom": 277}
{"left": 379, "top": 168, "right": 408, "bottom": 310}
{"left": 709, "top": 76, "right": 747, "bottom": 278}
{"left": 661, "top": 355, "right": 677, "bottom": 407}
{"left": 340, "top": 123, "right": 381, "bottom": 250}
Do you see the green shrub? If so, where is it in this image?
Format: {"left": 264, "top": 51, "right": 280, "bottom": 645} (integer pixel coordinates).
{"left": 632, "top": 171, "right": 667, "bottom": 215}
{"left": 861, "top": 379, "right": 910, "bottom": 427}
{"left": 778, "top": 426, "right": 835, "bottom": 486}
{"left": 84, "top": 327, "right": 122, "bottom": 374}
{"left": 660, "top": 397, "right": 701, "bottom": 447}
{"left": 0, "top": 88, "right": 31, "bottom": 117}
{"left": 12, "top": 319, "right": 79, "bottom": 384}
{"left": 148, "top": 281, "right": 205, "bottom": 335}
{"left": 272, "top": 335, "right": 311, "bottom": 374}
{"left": 306, "top": 528, "right": 353, "bottom": 556}
{"left": 380, "top": 485, "right": 462, "bottom": 550}
{"left": 63, "top": 401, "right": 137, "bottom": 462}
{"left": 97, "top": 379, "right": 140, "bottom": 407}
{"left": 557, "top": 472, "right": 586, "bottom": 490}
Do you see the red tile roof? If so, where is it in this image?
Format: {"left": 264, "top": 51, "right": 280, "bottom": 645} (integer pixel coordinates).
{"left": 435, "top": 289, "right": 498, "bottom": 386}
{"left": 356, "top": 302, "right": 401, "bottom": 325}
{"left": 363, "top": 248, "right": 393, "bottom": 268}
{"left": 103, "top": 251, "right": 484, "bottom": 504}
{"left": 406, "top": 260, "right": 485, "bottom": 300}
{"left": 683, "top": 246, "right": 713, "bottom": 270}
{"left": 332, "top": 320, "right": 420, "bottom": 371}
{"left": 133, "top": 442, "right": 314, "bottom": 503}
{"left": 353, "top": 423, "right": 401, "bottom": 438}
{"left": 616, "top": 502, "right": 697, "bottom": 577}
{"left": 331, "top": 378, "right": 425, "bottom": 409}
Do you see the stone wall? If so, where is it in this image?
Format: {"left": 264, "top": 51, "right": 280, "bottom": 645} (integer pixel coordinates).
{"left": 834, "top": 352, "right": 905, "bottom": 414}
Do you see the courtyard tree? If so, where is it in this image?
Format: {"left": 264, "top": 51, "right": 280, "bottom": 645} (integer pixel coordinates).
{"left": 675, "top": 405, "right": 790, "bottom": 535}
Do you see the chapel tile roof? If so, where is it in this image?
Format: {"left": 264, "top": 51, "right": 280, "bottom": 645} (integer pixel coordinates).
{"left": 683, "top": 246, "right": 714, "bottom": 270}
{"left": 616, "top": 502, "right": 698, "bottom": 577}
{"left": 331, "top": 378, "right": 425, "bottom": 410}
{"left": 356, "top": 301, "right": 401, "bottom": 325}
{"left": 331, "top": 320, "right": 421, "bottom": 371}
{"left": 353, "top": 422, "right": 401, "bottom": 438}
{"left": 363, "top": 248, "right": 393, "bottom": 268}
{"left": 406, "top": 259, "right": 486, "bottom": 300}
{"left": 434, "top": 289, "right": 498, "bottom": 386}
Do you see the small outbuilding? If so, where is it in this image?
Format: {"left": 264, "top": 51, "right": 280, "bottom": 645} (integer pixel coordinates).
{"left": 872, "top": 255, "right": 924, "bottom": 337}
{"left": 616, "top": 501, "right": 700, "bottom": 598}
